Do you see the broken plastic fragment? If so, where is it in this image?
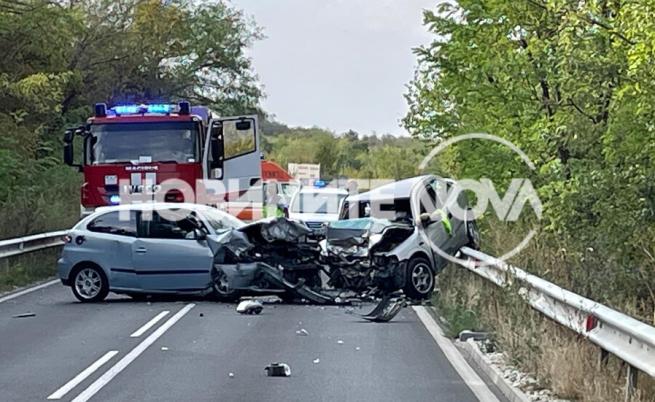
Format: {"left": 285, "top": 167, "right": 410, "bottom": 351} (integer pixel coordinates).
{"left": 361, "top": 291, "right": 407, "bottom": 322}
{"left": 236, "top": 300, "right": 263, "bottom": 315}
{"left": 228, "top": 372, "right": 234, "bottom": 378}
{"left": 264, "top": 362, "right": 291, "bottom": 377}
{"left": 312, "top": 358, "right": 320, "bottom": 364}
{"left": 296, "top": 328, "right": 309, "bottom": 336}
{"left": 337, "top": 340, "right": 344, "bottom": 345}
{"left": 355, "top": 347, "right": 361, "bottom": 351}
{"left": 161, "top": 346, "right": 169, "bottom": 351}
{"left": 12, "top": 312, "right": 36, "bottom": 318}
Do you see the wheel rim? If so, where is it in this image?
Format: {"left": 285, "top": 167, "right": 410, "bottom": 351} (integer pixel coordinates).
{"left": 213, "top": 269, "right": 231, "bottom": 294}
{"left": 411, "top": 263, "right": 433, "bottom": 293}
{"left": 75, "top": 268, "right": 102, "bottom": 299}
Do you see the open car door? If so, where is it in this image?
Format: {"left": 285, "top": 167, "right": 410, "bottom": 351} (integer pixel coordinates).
{"left": 204, "top": 115, "right": 262, "bottom": 220}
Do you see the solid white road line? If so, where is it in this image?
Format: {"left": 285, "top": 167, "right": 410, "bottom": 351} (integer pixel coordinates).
{"left": 130, "top": 311, "right": 170, "bottom": 338}
{"left": 47, "top": 351, "right": 119, "bottom": 400}
{"left": 71, "top": 303, "right": 195, "bottom": 402}
{"left": 413, "top": 306, "right": 501, "bottom": 402}
{"left": 0, "top": 279, "right": 59, "bottom": 303}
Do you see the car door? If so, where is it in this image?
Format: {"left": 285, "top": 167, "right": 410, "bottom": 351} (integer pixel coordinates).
{"left": 85, "top": 210, "right": 140, "bottom": 290}
{"left": 132, "top": 208, "right": 213, "bottom": 291}
{"left": 413, "top": 179, "right": 457, "bottom": 264}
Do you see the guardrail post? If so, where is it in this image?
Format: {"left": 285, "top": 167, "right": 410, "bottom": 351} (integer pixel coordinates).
{"left": 625, "top": 364, "right": 638, "bottom": 402}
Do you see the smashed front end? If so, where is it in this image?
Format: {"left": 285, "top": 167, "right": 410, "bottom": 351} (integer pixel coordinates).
{"left": 211, "top": 218, "right": 330, "bottom": 303}
{"left": 323, "top": 218, "right": 414, "bottom": 295}
{"left": 212, "top": 217, "right": 418, "bottom": 321}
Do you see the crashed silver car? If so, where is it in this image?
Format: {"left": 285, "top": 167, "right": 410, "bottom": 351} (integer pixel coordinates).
{"left": 323, "top": 175, "right": 480, "bottom": 299}
{"left": 214, "top": 175, "right": 480, "bottom": 302}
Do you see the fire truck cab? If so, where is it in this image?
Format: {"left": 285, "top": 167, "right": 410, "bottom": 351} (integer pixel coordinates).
{"left": 63, "top": 102, "right": 261, "bottom": 217}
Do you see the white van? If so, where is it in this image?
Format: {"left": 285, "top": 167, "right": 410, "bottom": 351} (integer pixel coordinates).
{"left": 289, "top": 186, "right": 348, "bottom": 230}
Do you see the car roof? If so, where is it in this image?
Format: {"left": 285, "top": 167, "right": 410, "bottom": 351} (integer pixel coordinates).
{"left": 346, "top": 175, "right": 434, "bottom": 202}
{"left": 94, "top": 202, "right": 215, "bottom": 213}
{"left": 297, "top": 187, "right": 348, "bottom": 195}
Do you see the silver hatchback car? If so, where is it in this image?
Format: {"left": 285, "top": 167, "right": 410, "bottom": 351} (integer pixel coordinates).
{"left": 58, "top": 203, "right": 244, "bottom": 302}
{"left": 326, "top": 175, "right": 480, "bottom": 299}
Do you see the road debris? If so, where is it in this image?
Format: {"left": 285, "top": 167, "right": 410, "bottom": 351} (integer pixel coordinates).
{"left": 337, "top": 340, "right": 344, "bottom": 345}
{"left": 361, "top": 291, "right": 407, "bottom": 322}
{"left": 265, "top": 363, "right": 291, "bottom": 377}
{"left": 295, "top": 328, "right": 309, "bottom": 336}
{"left": 355, "top": 347, "right": 360, "bottom": 351}
{"left": 312, "top": 358, "right": 320, "bottom": 364}
{"left": 228, "top": 372, "right": 234, "bottom": 378}
{"left": 236, "top": 300, "right": 263, "bottom": 315}
{"left": 12, "top": 312, "right": 36, "bottom": 318}
{"left": 161, "top": 346, "right": 169, "bottom": 351}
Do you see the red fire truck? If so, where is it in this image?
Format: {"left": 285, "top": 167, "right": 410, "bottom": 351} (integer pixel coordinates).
{"left": 63, "top": 102, "right": 262, "bottom": 218}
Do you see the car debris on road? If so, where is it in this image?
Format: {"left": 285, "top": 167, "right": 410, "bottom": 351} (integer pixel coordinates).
{"left": 236, "top": 300, "right": 263, "bottom": 315}
{"left": 264, "top": 363, "right": 291, "bottom": 377}
{"left": 11, "top": 312, "right": 36, "bottom": 319}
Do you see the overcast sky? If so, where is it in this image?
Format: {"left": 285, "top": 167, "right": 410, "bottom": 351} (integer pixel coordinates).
{"left": 230, "top": 0, "right": 437, "bottom": 136}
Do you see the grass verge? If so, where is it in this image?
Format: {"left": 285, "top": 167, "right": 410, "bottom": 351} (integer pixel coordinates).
{"left": 436, "top": 264, "right": 655, "bottom": 402}
{"left": 0, "top": 248, "right": 61, "bottom": 294}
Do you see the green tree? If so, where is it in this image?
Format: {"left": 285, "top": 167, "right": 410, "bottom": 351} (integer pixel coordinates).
{"left": 404, "top": 0, "right": 655, "bottom": 319}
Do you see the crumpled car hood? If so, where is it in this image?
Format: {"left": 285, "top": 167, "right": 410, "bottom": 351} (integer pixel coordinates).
{"left": 238, "top": 217, "right": 313, "bottom": 243}
{"left": 324, "top": 218, "right": 414, "bottom": 257}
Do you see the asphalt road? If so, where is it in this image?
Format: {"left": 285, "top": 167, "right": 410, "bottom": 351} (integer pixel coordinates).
{"left": 0, "top": 283, "right": 495, "bottom": 402}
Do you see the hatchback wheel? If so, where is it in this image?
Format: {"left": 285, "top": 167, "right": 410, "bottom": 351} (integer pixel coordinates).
{"left": 211, "top": 266, "right": 239, "bottom": 302}
{"left": 403, "top": 257, "right": 435, "bottom": 300}
{"left": 71, "top": 265, "right": 109, "bottom": 303}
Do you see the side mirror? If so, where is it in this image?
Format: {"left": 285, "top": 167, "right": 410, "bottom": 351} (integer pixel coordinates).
{"left": 210, "top": 136, "right": 221, "bottom": 164}
{"left": 209, "top": 123, "right": 224, "bottom": 175}
{"left": 63, "top": 129, "right": 74, "bottom": 143}
{"left": 63, "top": 128, "right": 84, "bottom": 171}
{"left": 63, "top": 142, "right": 74, "bottom": 166}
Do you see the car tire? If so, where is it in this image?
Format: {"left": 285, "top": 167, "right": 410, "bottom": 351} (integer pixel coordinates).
{"left": 466, "top": 219, "right": 481, "bottom": 250}
{"left": 211, "top": 266, "right": 240, "bottom": 302}
{"left": 71, "top": 265, "right": 109, "bottom": 303}
{"left": 403, "top": 257, "right": 435, "bottom": 300}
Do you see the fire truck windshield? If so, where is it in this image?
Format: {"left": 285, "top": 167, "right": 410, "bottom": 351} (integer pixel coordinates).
{"left": 88, "top": 122, "right": 200, "bottom": 165}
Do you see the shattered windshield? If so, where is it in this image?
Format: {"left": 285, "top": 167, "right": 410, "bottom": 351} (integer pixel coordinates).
{"left": 89, "top": 122, "right": 199, "bottom": 164}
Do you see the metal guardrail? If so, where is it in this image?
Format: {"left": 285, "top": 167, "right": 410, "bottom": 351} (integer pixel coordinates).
{"left": 458, "top": 246, "right": 655, "bottom": 398}
{"left": 0, "top": 231, "right": 69, "bottom": 259}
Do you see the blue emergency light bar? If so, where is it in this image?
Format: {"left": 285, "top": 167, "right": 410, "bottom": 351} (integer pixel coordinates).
{"left": 111, "top": 104, "right": 173, "bottom": 115}
{"left": 314, "top": 179, "right": 327, "bottom": 188}
{"left": 94, "top": 102, "right": 191, "bottom": 117}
